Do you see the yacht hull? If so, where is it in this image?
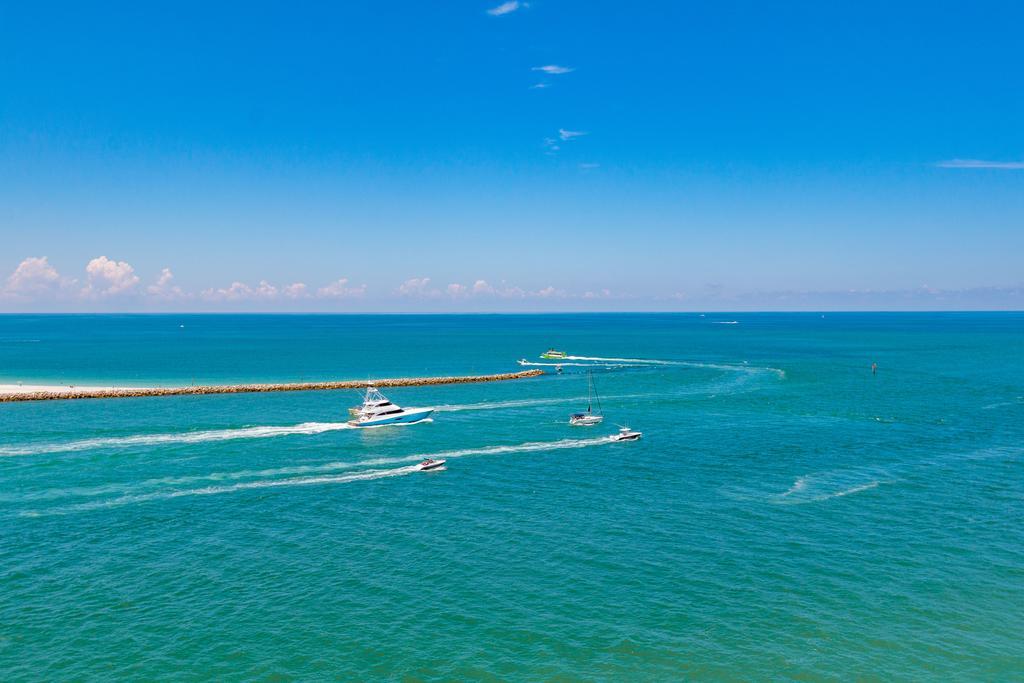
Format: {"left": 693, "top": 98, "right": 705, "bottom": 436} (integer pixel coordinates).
{"left": 349, "top": 407, "right": 434, "bottom": 428}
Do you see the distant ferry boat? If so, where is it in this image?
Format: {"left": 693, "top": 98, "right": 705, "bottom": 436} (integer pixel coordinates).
{"left": 541, "top": 349, "right": 567, "bottom": 359}
{"left": 347, "top": 386, "right": 434, "bottom": 427}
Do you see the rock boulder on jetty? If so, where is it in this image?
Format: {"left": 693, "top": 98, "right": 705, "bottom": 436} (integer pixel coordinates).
{"left": 0, "top": 369, "right": 545, "bottom": 403}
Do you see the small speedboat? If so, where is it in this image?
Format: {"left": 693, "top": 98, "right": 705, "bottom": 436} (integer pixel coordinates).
{"left": 517, "top": 358, "right": 530, "bottom": 366}
{"left": 541, "top": 349, "right": 567, "bottom": 359}
{"left": 611, "top": 426, "right": 642, "bottom": 442}
{"left": 418, "top": 458, "right": 446, "bottom": 471}
{"left": 348, "top": 386, "right": 434, "bottom": 428}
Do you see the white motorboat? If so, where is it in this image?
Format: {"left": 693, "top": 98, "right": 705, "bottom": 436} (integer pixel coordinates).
{"left": 611, "top": 426, "right": 642, "bottom": 442}
{"left": 348, "top": 386, "right": 434, "bottom": 428}
{"left": 569, "top": 370, "right": 604, "bottom": 426}
{"left": 418, "top": 458, "right": 446, "bottom": 471}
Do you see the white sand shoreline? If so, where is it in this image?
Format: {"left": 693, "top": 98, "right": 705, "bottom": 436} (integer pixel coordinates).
{"left": 0, "top": 383, "right": 157, "bottom": 394}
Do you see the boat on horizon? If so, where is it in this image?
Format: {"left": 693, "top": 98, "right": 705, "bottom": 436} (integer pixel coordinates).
{"left": 570, "top": 370, "right": 603, "bottom": 426}
{"left": 347, "top": 386, "right": 434, "bottom": 428}
{"left": 541, "top": 349, "right": 567, "bottom": 359}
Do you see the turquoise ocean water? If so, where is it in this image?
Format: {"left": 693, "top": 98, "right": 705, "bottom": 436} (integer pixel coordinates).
{"left": 1, "top": 313, "right": 1022, "bottom": 679}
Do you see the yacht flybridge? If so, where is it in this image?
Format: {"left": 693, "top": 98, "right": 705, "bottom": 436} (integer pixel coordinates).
{"left": 347, "top": 386, "right": 434, "bottom": 428}
{"left": 570, "top": 370, "right": 604, "bottom": 426}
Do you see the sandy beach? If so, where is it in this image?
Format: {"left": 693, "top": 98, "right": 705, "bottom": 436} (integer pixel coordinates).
{"left": 0, "top": 384, "right": 151, "bottom": 395}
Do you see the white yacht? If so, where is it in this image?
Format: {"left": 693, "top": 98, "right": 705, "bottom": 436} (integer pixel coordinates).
{"left": 348, "top": 386, "right": 434, "bottom": 428}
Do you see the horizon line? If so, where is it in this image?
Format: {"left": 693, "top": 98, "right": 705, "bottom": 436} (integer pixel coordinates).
{"left": 1, "top": 310, "right": 1021, "bottom": 316}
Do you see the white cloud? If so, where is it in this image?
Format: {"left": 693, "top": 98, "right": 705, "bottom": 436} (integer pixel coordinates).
{"left": 154, "top": 268, "right": 173, "bottom": 288}
{"left": 435, "top": 280, "right": 569, "bottom": 300}
{"left": 935, "top": 159, "right": 1024, "bottom": 169}
{"left": 543, "top": 137, "right": 561, "bottom": 152}
{"left": 397, "top": 277, "right": 439, "bottom": 297}
{"left": 558, "top": 128, "right": 587, "bottom": 141}
{"left": 578, "top": 162, "right": 600, "bottom": 170}
{"left": 283, "top": 282, "right": 309, "bottom": 299}
{"left": 201, "top": 281, "right": 255, "bottom": 301}
{"left": 3, "top": 256, "right": 62, "bottom": 297}
{"left": 530, "top": 82, "right": 550, "bottom": 90}
{"left": 317, "top": 278, "right": 366, "bottom": 299}
{"left": 487, "top": 1, "right": 523, "bottom": 16}
{"left": 200, "top": 278, "right": 364, "bottom": 302}
{"left": 532, "top": 65, "right": 573, "bottom": 75}
{"left": 146, "top": 267, "right": 187, "bottom": 301}
{"left": 583, "top": 288, "right": 612, "bottom": 299}
{"left": 83, "top": 256, "right": 140, "bottom": 297}
{"left": 533, "top": 286, "right": 569, "bottom": 298}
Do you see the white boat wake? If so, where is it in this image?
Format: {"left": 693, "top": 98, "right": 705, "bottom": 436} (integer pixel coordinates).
{"left": 435, "top": 397, "right": 579, "bottom": 412}
{"left": 563, "top": 355, "right": 678, "bottom": 365}
{"left": 775, "top": 476, "right": 881, "bottom": 504}
{"left": 19, "top": 436, "right": 617, "bottom": 515}
{"left": 517, "top": 361, "right": 644, "bottom": 368}
{"left": 0, "top": 422, "right": 354, "bottom": 457}
{"left": 561, "top": 355, "right": 785, "bottom": 378}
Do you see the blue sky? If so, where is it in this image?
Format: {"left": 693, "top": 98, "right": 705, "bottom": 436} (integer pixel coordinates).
{"left": 1, "top": 1, "right": 1021, "bottom": 311}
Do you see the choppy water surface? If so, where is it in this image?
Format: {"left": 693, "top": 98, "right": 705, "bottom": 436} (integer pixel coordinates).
{"left": 1, "top": 313, "right": 1022, "bottom": 679}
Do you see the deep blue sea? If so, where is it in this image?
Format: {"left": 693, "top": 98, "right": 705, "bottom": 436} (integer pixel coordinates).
{"left": 1, "top": 313, "right": 1022, "bottom": 679}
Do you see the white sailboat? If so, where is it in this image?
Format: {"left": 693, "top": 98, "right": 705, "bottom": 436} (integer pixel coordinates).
{"left": 569, "top": 370, "right": 604, "bottom": 426}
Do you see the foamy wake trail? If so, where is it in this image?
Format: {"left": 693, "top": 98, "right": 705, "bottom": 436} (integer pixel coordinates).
{"left": 0, "top": 422, "right": 353, "bottom": 457}
{"left": 780, "top": 477, "right": 809, "bottom": 497}
{"left": 775, "top": 475, "right": 880, "bottom": 504}
{"left": 22, "top": 437, "right": 616, "bottom": 515}
{"left": 563, "top": 355, "right": 785, "bottom": 378}
{"left": 564, "top": 355, "right": 678, "bottom": 365}
{"left": 435, "top": 397, "right": 578, "bottom": 412}
{"left": 22, "top": 467, "right": 422, "bottom": 516}
{"left": 517, "top": 361, "right": 644, "bottom": 368}
{"left": 772, "top": 445, "right": 1024, "bottom": 505}
{"left": 830, "top": 482, "right": 879, "bottom": 498}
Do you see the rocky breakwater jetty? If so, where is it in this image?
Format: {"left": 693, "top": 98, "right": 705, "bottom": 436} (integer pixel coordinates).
{"left": 0, "top": 369, "right": 545, "bottom": 403}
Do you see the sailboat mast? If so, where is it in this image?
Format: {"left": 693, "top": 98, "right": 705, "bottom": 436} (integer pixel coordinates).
{"left": 587, "top": 370, "right": 593, "bottom": 412}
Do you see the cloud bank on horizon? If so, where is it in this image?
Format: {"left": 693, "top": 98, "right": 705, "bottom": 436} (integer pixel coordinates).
{"left": 2, "top": 256, "right": 1020, "bottom": 312}
{"left": 0, "top": 256, "right": 604, "bottom": 309}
